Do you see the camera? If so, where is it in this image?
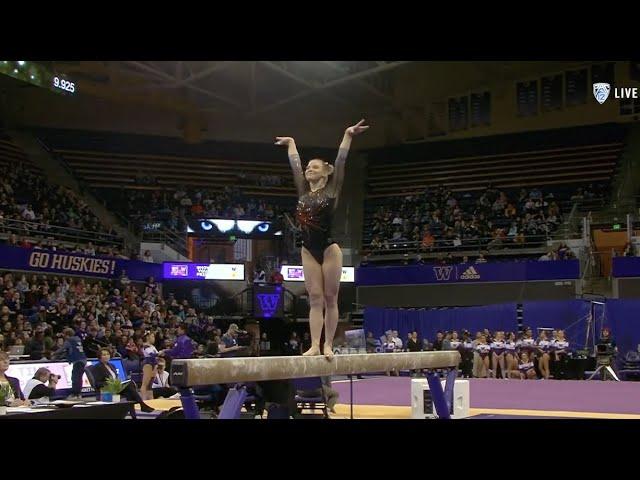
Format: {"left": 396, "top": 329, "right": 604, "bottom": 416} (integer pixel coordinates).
{"left": 596, "top": 342, "right": 615, "bottom": 366}
{"left": 49, "top": 374, "right": 61, "bottom": 381}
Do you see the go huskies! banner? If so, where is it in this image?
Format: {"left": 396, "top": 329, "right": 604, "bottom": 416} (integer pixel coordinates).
{"left": 0, "top": 244, "right": 161, "bottom": 281}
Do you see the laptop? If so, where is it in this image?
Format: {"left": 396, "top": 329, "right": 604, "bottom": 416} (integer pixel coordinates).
{"left": 9, "top": 345, "right": 25, "bottom": 355}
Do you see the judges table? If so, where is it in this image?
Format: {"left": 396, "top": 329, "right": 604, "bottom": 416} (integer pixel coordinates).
{"left": 0, "top": 401, "right": 136, "bottom": 419}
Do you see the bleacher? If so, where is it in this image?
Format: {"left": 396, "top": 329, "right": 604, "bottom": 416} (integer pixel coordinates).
{"left": 366, "top": 124, "right": 627, "bottom": 198}
{"left": 34, "top": 128, "right": 320, "bottom": 199}
{"left": 0, "top": 131, "right": 123, "bottom": 250}
{"left": 0, "top": 132, "right": 42, "bottom": 174}
{"left": 362, "top": 124, "right": 629, "bottom": 254}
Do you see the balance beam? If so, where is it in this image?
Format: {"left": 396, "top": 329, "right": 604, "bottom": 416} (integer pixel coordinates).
{"left": 170, "top": 351, "right": 460, "bottom": 387}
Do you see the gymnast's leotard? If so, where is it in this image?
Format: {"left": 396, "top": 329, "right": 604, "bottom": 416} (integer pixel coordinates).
{"left": 296, "top": 188, "right": 336, "bottom": 264}
{"left": 290, "top": 148, "right": 347, "bottom": 265}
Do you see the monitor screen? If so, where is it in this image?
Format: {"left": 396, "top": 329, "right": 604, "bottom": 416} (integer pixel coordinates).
{"left": 163, "top": 262, "right": 245, "bottom": 280}
{"left": 6, "top": 358, "right": 127, "bottom": 394}
{"left": 280, "top": 266, "right": 354, "bottom": 282}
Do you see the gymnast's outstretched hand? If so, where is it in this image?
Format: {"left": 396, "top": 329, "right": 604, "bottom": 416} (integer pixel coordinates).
{"left": 275, "top": 136, "right": 294, "bottom": 146}
{"left": 345, "top": 119, "right": 369, "bottom": 137}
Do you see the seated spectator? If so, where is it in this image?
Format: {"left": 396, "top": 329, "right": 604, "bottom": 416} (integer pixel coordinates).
{"left": 83, "top": 326, "right": 109, "bottom": 358}
{"left": 475, "top": 254, "right": 487, "bottom": 264}
{"left": 84, "top": 242, "right": 96, "bottom": 256}
{"left": 442, "top": 331, "right": 452, "bottom": 351}
{"left": 365, "top": 331, "right": 378, "bottom": 353}
{"left": 300, "top": 332, "right": 311, "bottom": 354}
{"left": 270, "top": 269, "right": 284, "bottom": 284}
{"left": 25, "top": 329, "right": 46, "bottom": 360}
{"left": 217, "top": 324, "right": 246, "bottom": 356}
{"left": 406, "top": 331, "right": 420, "bottom": 352}
{"left": 383, "top": 334, "right": 396, "bottom": 353}
{"left": 538, "top": 250, "right": 555, "bottom": 261}
{"left": 286, "top": 332, "right": 300, "bottom": 355}
{"left": 0, "top": 351, "right": 30, "bottom": 406}
{"left": 623, "top": 242, "right": 636, "bottom": 257}
{"left": 23, "top": 367, "right": 59, "bottom": 404}
{"left": 91, "top": 348, "right": 154, "bottom": 412}
{"left": 392, "top": 330, "right": 403, "bottom": 350}
{"left": 151, "top": 356, "right": 178, "bottom": 399}
{"left": 421, "top": 230, "right": 435, "bottom": 250}
{"left": 370, "top": 237, "right": 383, "bottom": 250}
{"left": 432, "top": 331, "right": 444, "bottom": 351}
{"left": 259, "top": 332, "right": 271, "bottom": 355}
{"left": 142, "top": 250, "right": 154, "bottom": 263}
{"left": 205, "top": 337, "right": 220, "bottom": 356}
{"left": 253, "top": 267, "right": 266, "bottom": 283}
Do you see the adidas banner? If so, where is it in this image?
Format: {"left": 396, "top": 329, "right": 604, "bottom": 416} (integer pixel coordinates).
{"left": 356, "top": 260, "right": 579, "bottom": 286}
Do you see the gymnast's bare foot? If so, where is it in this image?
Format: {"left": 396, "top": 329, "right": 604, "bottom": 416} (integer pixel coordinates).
{"left": 303, "top": 345, "right": 321, "bottom": 356}
{"left": 323, "top": 344, "right": 335, "bottom": 360}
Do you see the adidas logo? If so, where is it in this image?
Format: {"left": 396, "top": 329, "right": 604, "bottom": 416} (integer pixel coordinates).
{"left": 460, "top": 266, "right": 481, "bottom": 280}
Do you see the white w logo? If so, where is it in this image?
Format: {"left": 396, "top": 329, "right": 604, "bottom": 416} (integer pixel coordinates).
{"left": 433, "top": 266, "right": 453, "bottom": 281}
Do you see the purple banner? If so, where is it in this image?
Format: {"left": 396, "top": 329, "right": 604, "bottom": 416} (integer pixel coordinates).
{"left": 0, "top": 244, "right": 161, "bottom": 281}
{"left": 612, "top": 257, "right": 640, "bottom": 278}
{"left": 356, "top": 260, "right": 579, "bottom": 286}
{"left": 162, "top": 262, "right": 245, "bottom": 281}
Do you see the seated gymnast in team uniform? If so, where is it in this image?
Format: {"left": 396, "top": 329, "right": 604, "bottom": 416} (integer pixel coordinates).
{"left": 549, "top": 330, "right": 570, "bottom": 379}
{"left": 449, "top": 331, "right": 461, "bottom": 350}
{"left": 446, "top": 331, "right": 462, "bottom": 373}
{"left": 504, "top": 332, "right": 518, "bottom": 379}
{"left": 383, "top": 334, "right": 396, "bottom": 353}
{"left": 383, "top": 334, "right": 398, "bottom": 376}
{"left": 472, "top": 331, "right": 484, "bottom": 377}
{"left": 141, "top": 332, "right": 161, "bottom": 401}
{"left": 516, "top": 352, "right": 538, "bottom": 380}
{"left": 535, "top": 331, "right": 551, "bottom": 380}
{"left": 517, "top": 328, "right": 536, "bottom": 361}
{"left": 474, "top": 334, "right": 491, "bottom": 378}
{"left": 489, "top": 331, "right": 506, "bottom": 379}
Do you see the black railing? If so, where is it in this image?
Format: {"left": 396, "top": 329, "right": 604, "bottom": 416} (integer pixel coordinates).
{"left": 0, "top": 217, "right": 124, "bottom": 248}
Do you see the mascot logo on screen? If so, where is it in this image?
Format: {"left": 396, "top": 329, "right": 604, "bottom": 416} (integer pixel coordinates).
{"left": 593, "top": 83, "right": 611, "bottom": 104}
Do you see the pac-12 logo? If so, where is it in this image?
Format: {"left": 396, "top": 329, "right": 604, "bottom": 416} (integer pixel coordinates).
{"left": 593, "top": 83, "right": 611, "bottom": 104}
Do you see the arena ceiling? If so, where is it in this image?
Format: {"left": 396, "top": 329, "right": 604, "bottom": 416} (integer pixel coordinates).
{"left": 60, "top": 61, "right": 588, "bottom": 116}
{"left": 2, "top": 61, "right": 595, "bottom": 146}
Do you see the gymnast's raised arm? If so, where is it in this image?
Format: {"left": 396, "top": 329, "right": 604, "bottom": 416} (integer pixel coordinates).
{"left": 326, "top": 119, "right": 370, "bottom": 200}
{"left": 275, "top": 136, "right": 306, "bottom": 197}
